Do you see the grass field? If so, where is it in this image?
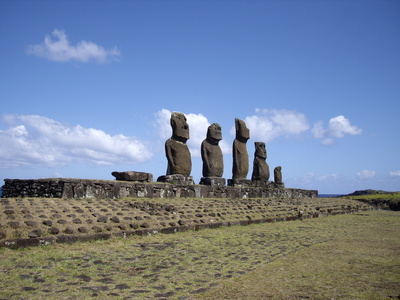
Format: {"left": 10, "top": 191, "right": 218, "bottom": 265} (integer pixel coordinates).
{"left": 342, "top": 191, "right": 400, "bottom": 211}
{"left": 0, "top": 210, "right": 399, "bottom": 299}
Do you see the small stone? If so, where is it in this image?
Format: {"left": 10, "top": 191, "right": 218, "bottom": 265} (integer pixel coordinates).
{"left": 49, "top": 227, "right": 60, "bottom": 235}
{"left": 43, "top": 220, "right": 53, "bottom": 226}
{"left": 25, "top": 221, "right": 37, "bottom": 227}
{"left": 78, "top": 227, "right": 88, "bottom": 233}
{"left": 28, "top": 229, "right": 42, "bottom": 238}
{"left": 97, "top": 216, "right": 108, "bottom": 223}
{"left": 77, "top": 274, "right": 92, "bottom": 282}
{"left": 110, "top": 216, "right": 120, "bottom": 223}
{"left": 8, "top": 221, "right": 20, "bottom": 228}
{"left": 129, "top": 223, "right": 139, "bottom": 229}
{"left": 92, "top": 226, "right": 102, "bottom": 233}
{"left": 114, "top": 284, "right": 130, "bottom": 290}
{"left": 64, "top": 228, "right": 74, "bottom": 234}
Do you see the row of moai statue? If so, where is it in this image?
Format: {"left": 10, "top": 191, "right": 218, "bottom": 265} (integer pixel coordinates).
{"left": 157, "top": 112, "right": 283, "bottom": 187}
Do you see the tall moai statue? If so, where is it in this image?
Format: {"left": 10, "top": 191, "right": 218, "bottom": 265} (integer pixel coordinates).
{"left": 251, "top": 142, "right": 270, "bottom": 181}
{"left": 200, "top": 123, "right": 226, "bottom": 186}
{"left": 201, "top": 123, "right": 223, "bottom": 177}
{"left": 158, "top": 112, "right": 193, "bottom": 184}
{"left": 232, "top": 118, "right": 250, "bottom": 180}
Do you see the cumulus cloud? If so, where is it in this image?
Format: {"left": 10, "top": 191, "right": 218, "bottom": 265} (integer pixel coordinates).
{"left": 357, "top": 169, "right": 376, "bottom": 179}
{"left": 312, "top": 115, "right": 362, "bottom": 145}
{"left": 0, "top": 115, "right": 151, "bottom": 168}
{"left": 390, "top": 171, "right": 400, "bottom": 177}
{"left": 154, "top": 109, "right": 230, "bottom": 158}
{"left": 318, "top": 173, "right": 339, "bottom": 182}
{"left": 234, "top": 108, "right": 309, "bottom": 142}
{"left": 26, "top": 29, "right": 120, "bottom": 63}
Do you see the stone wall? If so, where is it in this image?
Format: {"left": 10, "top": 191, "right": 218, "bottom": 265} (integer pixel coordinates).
{"left": 2, "top": 178, "right": 318, "bottom": 199}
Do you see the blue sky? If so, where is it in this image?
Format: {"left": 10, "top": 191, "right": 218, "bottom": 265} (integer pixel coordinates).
{"left": 1, "top": 0, "right": 399, "bottom": 194}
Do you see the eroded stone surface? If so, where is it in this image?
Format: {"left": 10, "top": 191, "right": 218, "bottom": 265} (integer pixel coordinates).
{"left": 251, "top": 142, "right": 270, "bottom": 181}
{"left": 112, "top": 171, "right": 153, "bottom": 182}
{"left": 274, "top": 166, "right": 283, "bottom": 184}
{"left": 201, "top": 123, "right": 224, "bottom": 178}
{"left": 232, "top": 118, "right": 250, "bottom": 180}
{"left": 164, "top": 112, "right": 192, "bottom": 177}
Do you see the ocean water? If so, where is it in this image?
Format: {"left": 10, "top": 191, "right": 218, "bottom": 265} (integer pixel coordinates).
{"left": 318, "top": 194, "right": 344, "bottom": 198}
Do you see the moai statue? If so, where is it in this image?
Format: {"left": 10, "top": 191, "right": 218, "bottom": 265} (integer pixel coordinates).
{"left": 251, "top": 142, "right": 270, "bottom": 181}
{"left": 274, "top": 166, "right": 283, "bottom": 185}
{"left": 165, "top": 112, "right": 192, "bottom": 176}
{"left": 200, "top": 123, "right": 226, "bottom": 186}
{"left": 201, "top": 123, "right": 224, "bottom": 177}
{"left": 232, "top": 118, "right": 250, "bottom": 179}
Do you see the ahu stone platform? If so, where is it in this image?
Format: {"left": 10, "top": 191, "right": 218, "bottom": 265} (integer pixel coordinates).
{"left": 2, "top": 178, "right": 318, "bottom": 199}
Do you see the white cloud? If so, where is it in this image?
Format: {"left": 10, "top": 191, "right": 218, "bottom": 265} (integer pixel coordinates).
{"left": 154, "top": 109, "right": 230, "bottom": 158}
{"left": 235, "top": 108, "right": 309, "bottom": 142}
{"left": 357, "top": 169, "right": 376, "bottom": 179}
{"left": 300, "top": 172, "right": 315, "bottom": 183}
{"left": 312, "top": 115, "right": 362, "bottom": 145}
{"left": 0, "top": 114, "right": 150, "bottom": 168}
{"left": 154, "top": 109, "right": 173, "bottom": 139}
{"left": 26, "top": 29, "right": 120, "bottom": 63}
{"left": 390, "top": 171, "right": 400, "bottom": 177}
{"left": 318, "top": 173, "right": 339, "bottom": 182}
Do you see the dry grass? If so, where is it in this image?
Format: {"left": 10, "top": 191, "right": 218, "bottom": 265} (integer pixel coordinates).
{"left": 196, "top": 210, "right": 400, "bottom": 299}
{"left": 0, "top": 210, "right": 399, "bottom": 299}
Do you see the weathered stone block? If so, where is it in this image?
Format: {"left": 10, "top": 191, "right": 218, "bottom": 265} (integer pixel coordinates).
{"left": 199, "top": 177, "right": 226, "bottom": 187}
{"left": 227, "top": 179, "right": 252, "bottom": 187}
{"left": 111, "top": 171, "right": 153, "bottom": 182}
{"left": 157, "top": 174, "right": 194, "bottom": 185}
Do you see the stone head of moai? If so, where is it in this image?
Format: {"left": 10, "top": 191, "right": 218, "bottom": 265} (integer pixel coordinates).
{"left": 254, "top": 142, "right": 267, "bottom": 160}
{"left": 207, "top": 123, "right": 222, "bottom": 145}
{"left": 171, "top": 111, "right": 189, "bottom": 143}
{"left": 235, "top": 118, "right": 250, "bottom": 143}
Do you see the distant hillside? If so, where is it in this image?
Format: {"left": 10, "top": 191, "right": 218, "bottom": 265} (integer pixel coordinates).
{"left": 345, "top": 189, "right": 396, "bottom": 196}
{"left": 341, "top": 190, "right": 400, "bottom": 211}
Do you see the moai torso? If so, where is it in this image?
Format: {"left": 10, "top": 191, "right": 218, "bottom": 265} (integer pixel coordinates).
{"left": 232, "top": 118, "right": 250, "bottom": 179}
{"left": 251, "top": 142, "right": 270, "bottom": 181}
{"left": 201, "top": 123, "right": 223, "bottom": 177}
{"left": 165, "top": 112, "right": 192, "bottom": 176}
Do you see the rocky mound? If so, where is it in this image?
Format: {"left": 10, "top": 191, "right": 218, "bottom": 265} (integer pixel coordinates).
{"left": 0, "top": 196, "right": 373, "bottom": 248}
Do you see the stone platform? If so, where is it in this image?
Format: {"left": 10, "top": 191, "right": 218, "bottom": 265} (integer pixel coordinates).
{"left": 2, "top": 178, "right": 318, "bottom": 199}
